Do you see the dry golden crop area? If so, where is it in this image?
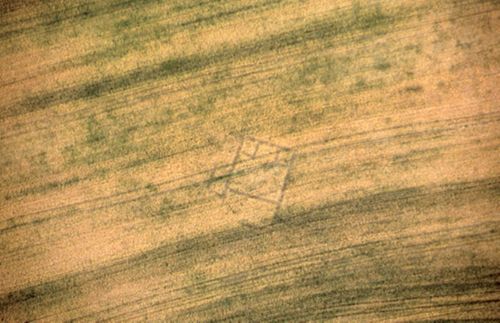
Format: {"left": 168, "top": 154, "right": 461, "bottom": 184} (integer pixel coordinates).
{"left": 0, "top": 0, "right": 499, "bottom": 321}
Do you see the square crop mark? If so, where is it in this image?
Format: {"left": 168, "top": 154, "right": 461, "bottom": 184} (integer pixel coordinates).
{"left": 208, "top": 136, "right": 295, "bottom": 225}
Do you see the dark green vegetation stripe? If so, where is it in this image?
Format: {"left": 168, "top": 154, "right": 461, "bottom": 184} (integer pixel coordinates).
{"left": 1, "top": 176, "right": 498, "bottom": 319}
{"left": 4, "top": 176, "right": 80, "bottom": 200}
{"left": 6, "top": 3, "right": 407, "bottom": 118}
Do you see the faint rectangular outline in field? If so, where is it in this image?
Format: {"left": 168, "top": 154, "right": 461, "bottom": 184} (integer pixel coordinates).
{"left": 208, "top": 136, "right": 296, "bottom": 220}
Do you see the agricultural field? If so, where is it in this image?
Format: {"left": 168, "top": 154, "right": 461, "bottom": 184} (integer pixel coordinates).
{"left": 0, "top": 0, "right": 499, "bottom": 321}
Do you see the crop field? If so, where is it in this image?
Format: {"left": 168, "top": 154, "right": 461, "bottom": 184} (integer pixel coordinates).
{"left": 0, "top": 0, "right": 499, "bottom": 321}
